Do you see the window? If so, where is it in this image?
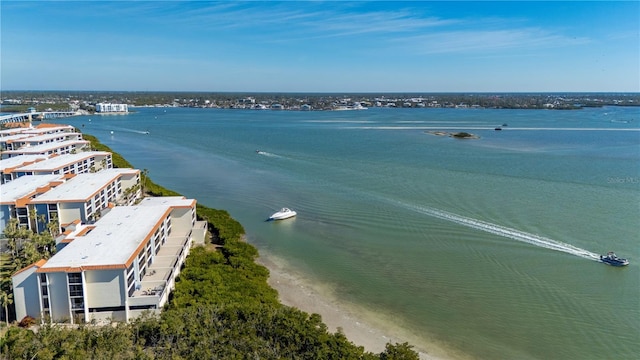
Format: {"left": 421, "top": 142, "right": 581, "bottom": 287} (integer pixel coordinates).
{"left": 89, "top": 306, "right": 126, "bottom": 313}
{"left": 71, "top": 298, "right": 84, "bottom": 310}
{"left": 69, "top": 284, "right": 83, "bottom": 297}
{"left": 68, "top": 273, "right": 82, "bottom": 284}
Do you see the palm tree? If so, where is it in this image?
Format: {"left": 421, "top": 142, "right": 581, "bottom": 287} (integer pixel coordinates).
{"left": 0, "top": 290, "right": 13, "bottom": 326}
{"left": 28, "top": 207, "right": 38, "bottom": 233}
{"left": 47, "top": 213, "right": 60, "bottom": 238}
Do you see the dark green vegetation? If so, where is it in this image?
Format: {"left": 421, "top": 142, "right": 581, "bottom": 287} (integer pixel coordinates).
{"left": 1, "top": 133, "right": 419, "bottom": 359}
{"left": 451, "top": 132, "right": 478, "bottom": 139}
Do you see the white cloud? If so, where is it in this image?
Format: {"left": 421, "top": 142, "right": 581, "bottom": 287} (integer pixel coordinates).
{"left": 399, "top": 28, "right": 591, "bottom": 55}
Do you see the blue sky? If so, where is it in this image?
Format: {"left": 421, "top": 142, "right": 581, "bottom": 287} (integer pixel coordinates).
{"left": 2, "top": 1, "right": 638, "bottom": 92}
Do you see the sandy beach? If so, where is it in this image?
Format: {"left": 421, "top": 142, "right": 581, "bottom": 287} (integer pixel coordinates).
{"left": 257, "top": 255, "right": 452, "bottom": 360}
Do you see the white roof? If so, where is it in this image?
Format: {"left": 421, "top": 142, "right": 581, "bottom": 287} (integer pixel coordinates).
{"left": 2, "top": 139, "right": 89, "bottom": 156}
{"left": 31, "top": 168, "right": 138, "bottom": 203}
{"left": 40, "top": 205, "right": 172, "bottom": 270}
{"left": 16, "top": 151, "right": 111, "bottom": 172}
{"left": 12, "top": 132, "right": 80, "bottom": 144}
{"left": 0, "top": 133, "right": 33, "bottom": 143}
{"left": 0, "top": 174, "right": 62, "bottom": 204}
{"left": 0, "top": 155, "right": 48, "bottom": 172}
{"left": 138, "top": 196, "right": 194, "bottom": 208}
{"left": 21, "top": 125, "right": 74, "bottom": 135}
{"left": 0, "top": 128, "right": 27, "bottom": 137}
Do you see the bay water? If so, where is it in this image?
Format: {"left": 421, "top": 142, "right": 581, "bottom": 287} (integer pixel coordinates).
{"left": 61, "top": 106, "right": 639, "bottom": 359}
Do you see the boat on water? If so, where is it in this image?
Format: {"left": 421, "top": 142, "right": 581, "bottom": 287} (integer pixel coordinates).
{"left": 269, "top": 208, "right": 297, "bottom": 221}
{"left": 600, "top": 252, "right": 629, "bottom": 266}
{"left": 333, "top": 102, "right": 368, "bottom": 111}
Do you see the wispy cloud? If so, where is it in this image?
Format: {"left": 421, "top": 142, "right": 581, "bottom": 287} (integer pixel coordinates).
{"left": 151, "top": 3, "right": 459, "bottom": 41}
{"left": 398, "top": 28, "right": 591, "bottom": 55}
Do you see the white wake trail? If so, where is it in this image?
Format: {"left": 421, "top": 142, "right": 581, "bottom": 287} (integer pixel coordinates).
{"left": 391, "top": 200, "right": 601, "bottom": 261}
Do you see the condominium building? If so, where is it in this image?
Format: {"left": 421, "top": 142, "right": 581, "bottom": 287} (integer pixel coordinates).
{"left": 1, "top": 139, "right": 90, "bottom": 159}
{"left": 0, "top": 152, "right": 112, "bottom": 184}
{"left": 12, "top": 197, "right": 207, "bottom": 324}
{"left": 1, "top": 169, "right": 140, "bottom": 235}
{"left": 0, "top": 124, "right": 75, "bottom": 139}
{"left": 2, "top": 132, "right": 83, "bottom": 151}
{"left": 29, "top": 168, "right": 142, "bottom": 230}
{"left": 0, "top": 155, "right": 49, "bottom": 184}
{"left": 0, "top": 174, "right": 64, "bottom": 234}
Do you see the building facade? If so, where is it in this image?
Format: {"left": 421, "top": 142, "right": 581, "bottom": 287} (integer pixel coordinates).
{"left": 95, "top": 103, "right": 128, "bottom": 113}
{"left": 12, "top": 197, "right": 207, "bottom": 324}
{"left": 0, "top": 152, "right": 113, "bottom": 184}
{"left": 1, "top": 169, "right": 140, "bottom": 235}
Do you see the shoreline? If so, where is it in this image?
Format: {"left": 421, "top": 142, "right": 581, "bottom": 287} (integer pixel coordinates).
{"left": 256, "top": 254, "right": 455, "bottom": 360}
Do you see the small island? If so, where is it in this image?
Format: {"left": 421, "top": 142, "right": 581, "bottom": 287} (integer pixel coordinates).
{"left": 426, "top": 130, "right": 480, "bottom": 139}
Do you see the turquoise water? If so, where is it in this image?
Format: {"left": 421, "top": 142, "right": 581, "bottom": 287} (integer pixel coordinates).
{"left": 63, "top": 106, "right": 639, "bottom": 359}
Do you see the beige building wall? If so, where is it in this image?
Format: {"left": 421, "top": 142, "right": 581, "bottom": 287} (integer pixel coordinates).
{"left": 58, "top": 202, "right": 84, "bottom": 224}
{"left": 84, "top": 269, "right": 126, "bottom": 308}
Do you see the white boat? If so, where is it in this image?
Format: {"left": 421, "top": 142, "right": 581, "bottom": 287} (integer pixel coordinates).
{"left": 269, "top": 208, "right": 297, "bottom": 220}
{"left": 333, "top": 102, "right": 368, "bottom": 111}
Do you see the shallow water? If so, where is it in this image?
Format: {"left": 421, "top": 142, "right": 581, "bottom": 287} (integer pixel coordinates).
{"left": 64, "top": 106, "right": 639, "bottom": 359}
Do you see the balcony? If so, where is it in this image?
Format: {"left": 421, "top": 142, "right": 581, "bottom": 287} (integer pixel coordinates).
{"left": 130, "top": 234, "right": 191, "bottom": 308}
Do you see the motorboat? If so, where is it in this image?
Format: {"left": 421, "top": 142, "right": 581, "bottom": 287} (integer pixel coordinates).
{"left": 269, "top": 208, "right": 297, "bottom": 221}
{"left": 600, "top": 252, "right": 629, "bottom": 267}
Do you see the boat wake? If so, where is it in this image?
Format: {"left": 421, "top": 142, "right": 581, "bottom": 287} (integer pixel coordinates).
{"left": 256, "top": 150, "right": 280, "bottom": 158}
{"left": 114, "top": 128, "right": 150, "bottom": 135}
{"left": 346, "top": 126, "right": 640, "bottom": 131}
{"left": 391, "top": 200, "right": 601, "bottom": 261}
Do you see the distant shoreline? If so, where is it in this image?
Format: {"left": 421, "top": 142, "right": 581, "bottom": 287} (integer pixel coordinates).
{"left": 2, "top": 91, "right": 639, "bottom": 113}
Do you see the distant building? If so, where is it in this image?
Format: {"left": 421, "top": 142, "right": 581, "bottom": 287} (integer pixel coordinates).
{"left": 95, "top": 103, "right": 128, "bottom": 113}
